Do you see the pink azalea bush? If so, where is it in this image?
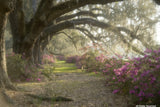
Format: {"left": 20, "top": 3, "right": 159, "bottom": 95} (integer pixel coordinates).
{"left": 42, "top": 54, "right": 55, "bottom": 64}
{"left": 76, "top": 51, "right": 125, "bottom": 72}
{"left": 73, "top": 47, "right": 160, "bottom": 105}
{"left": 56, "top": 55, "right": 66, "bottom": 61}
{"left": 66, "top": 55, "right": 80, "bottom": 63}
{"left": 91, "top": 48, "right": 160, "bottom": 105}
{"left": 106, "top": 48, "right": 160, "bottom": 105}
{"left": 74, "top": 51, "right": 104, "bottom": 71}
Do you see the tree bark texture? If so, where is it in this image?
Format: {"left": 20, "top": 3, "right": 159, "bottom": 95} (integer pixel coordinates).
{"left": 0, "top": 0, "right": 15, "bottom": 89}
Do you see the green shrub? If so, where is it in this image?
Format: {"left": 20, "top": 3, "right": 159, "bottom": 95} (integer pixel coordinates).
{"left": 6, "top": 53, "right": 43, "bottom": 82}
{"left": 79, "top": 51, "right": 106, "bottom": 72}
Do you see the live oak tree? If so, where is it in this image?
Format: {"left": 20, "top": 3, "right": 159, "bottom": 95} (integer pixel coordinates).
{"left": 9, "top": 0, "right": 160, "bottom": 63}
{"left": 9, "top": 0, "right": 123, "bottom": 62}
{"left": 41, "top": 0, "right": 159, "bottom": 58}
{"left": 0, "top": 0, "right": 123, "bottom": 88}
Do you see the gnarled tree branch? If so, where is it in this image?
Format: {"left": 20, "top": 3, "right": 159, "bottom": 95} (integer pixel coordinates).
{"left": 56, "top": 11, "right": 104, "bottom": 23}
{"left": 47, "top": 0, "right": 123, "bottom": 22}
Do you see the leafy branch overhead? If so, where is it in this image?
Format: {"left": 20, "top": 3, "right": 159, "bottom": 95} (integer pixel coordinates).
{"left": 5, "top": 0, "right": 160, "bottom": 58}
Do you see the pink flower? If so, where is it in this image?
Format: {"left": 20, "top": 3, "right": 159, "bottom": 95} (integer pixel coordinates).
{"left": 144, "top": 55, "right": 148, "bottom": 58}
{"left": 153, "top": 49, "right": 160, "bottom": 54}
{"left": 146, "top": 93, "right": 154, "bottom": 97}
{"left": 125, "top": 62, "right": 130, "bottom": 65}
{"left": 134, "top": 86, "right": 138, "bottom": 89}
{"left": 129, "top": 90, "right": 135, "bottom": 94}
{"left": 156, "top": 65, "right": 160, "bottom": 69}
{"left": 138, "top": 91, "right": 145, "bottom": 97}
{"left": 37, "top": 78, "right": 41, "bottom": 81}
{"left": 112, "top": 89, "right": 119, "bottom": 94}
{"left": 114, "top": 71, "right": 121, "bottom": 75}
{"left": 140, "top": 70, "right": 150, "bottom": 77}
{"left": 132, "top": 78, "right": 137, "bottom": 82}
{"left": 26, "top": 78, "right": 30, "bottom": 81}
{"left": 106, "top": 64, "right": 112, "bottom": 68}
{"left": 151, "top": 77, "right": 156, "bottom": 81}
{"left": 144, "top": 49, "right": 152, "bottom": 53}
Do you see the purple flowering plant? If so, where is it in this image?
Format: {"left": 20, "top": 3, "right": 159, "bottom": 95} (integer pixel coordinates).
{"left": 104, "top": 48, "right": 160, "bottom": 104}
{"left": 72, "top": 47, "right": 160, "bottom": 105}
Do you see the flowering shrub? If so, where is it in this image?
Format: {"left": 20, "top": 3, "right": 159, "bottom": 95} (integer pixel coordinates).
{"left": 7, "top": 53, "right": 44, "bottom": 82}
{"left": 42, "top": 54, "right": 55, "bottom": 64}
{"left": 66, "top": 55, "right": 80, "bottom": 63}
{"left": 73, "top": 48, "right": 160, "bottom": 105}
{"left": 75, "top": 50, "right": 124, "bottom": 72}
{"left": 79, "top": 52, "right": 106, "bottom": 72}
{"left": 56, "top": 55, "right": 66, "bottom": 61}
{"left": 105, "top": 48, "right": 160, "bottom": 105}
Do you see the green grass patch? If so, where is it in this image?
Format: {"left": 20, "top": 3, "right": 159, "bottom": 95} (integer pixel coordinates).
{"left": 55, "top": 61, "right": 75, "bottom": 67}
{"left": 54, "top": 67, "right": 82, "bottom": 73}
{"left": 53, "top": 60, "right": 82, "bottom": 73}
{"left": 55, "top": 66, "right": 77, "bottom": 70}
{"left": 55, "top": 61, "right": 66, "bottom": 64}
{"left": 86, "top": 72, "right": 104, "bottom": 77}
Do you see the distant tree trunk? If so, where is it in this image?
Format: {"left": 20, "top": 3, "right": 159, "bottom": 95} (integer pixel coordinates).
{"left": 33, "top": 34, "right": 52, "bottom": 64}
{"left": 38, "top": 49, "right": 42, "bottom": 64}
{"left": 33, "top": 46, "right": 43, "bottom": 65}
{"left": 0, "top": 11, "right": 14, "bottom": 89}
{"left": 33, "top": 38, "right": 42, "bottom": 64}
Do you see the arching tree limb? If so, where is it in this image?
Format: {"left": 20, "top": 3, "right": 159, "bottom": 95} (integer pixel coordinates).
{"left": 56, "top": 11, "right": 104, "bottom": 23}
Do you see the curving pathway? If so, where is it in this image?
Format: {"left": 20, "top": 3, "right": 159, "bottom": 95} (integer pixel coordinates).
{"left": 5, "top": 61, "right": 128, "bottom": 107}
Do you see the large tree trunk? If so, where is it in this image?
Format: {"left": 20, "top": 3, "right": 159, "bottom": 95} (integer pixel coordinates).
{"left": 0, "top": 12, "right": 14, "bottom": 89}
{"left": 9, "top": 0, "right": 37, "bottom": 61}
{"left": 9, "top": 0, "right": 26, "bottom": 54}
{"left": 0, "top": 0, "right": 16, "bottom": 89}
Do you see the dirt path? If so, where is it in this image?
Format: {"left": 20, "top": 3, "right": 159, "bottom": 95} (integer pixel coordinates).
{"left": 0, "top": 89, "right": 12, "bottom": 107}
{"left": 5, "top": 61, "right": 127, "bottom": 107}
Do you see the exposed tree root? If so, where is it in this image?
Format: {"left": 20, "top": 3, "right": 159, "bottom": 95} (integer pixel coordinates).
{"left": 26, "top": 93, "right": 73, "bottom": 102}
{"left": 0, "top": 89, "right": 14, "bottom": 105}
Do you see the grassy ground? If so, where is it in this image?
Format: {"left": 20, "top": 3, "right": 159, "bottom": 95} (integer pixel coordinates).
{"left": 54, "top": 61, "right": 80, "bottom": 73}
{"left": 4, "top": 61, "right": 128, "bottom": 107}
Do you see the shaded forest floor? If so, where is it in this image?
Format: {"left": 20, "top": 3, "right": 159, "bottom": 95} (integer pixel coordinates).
{"left": 2, "top": 61, "right": 128, "bottom": 107}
